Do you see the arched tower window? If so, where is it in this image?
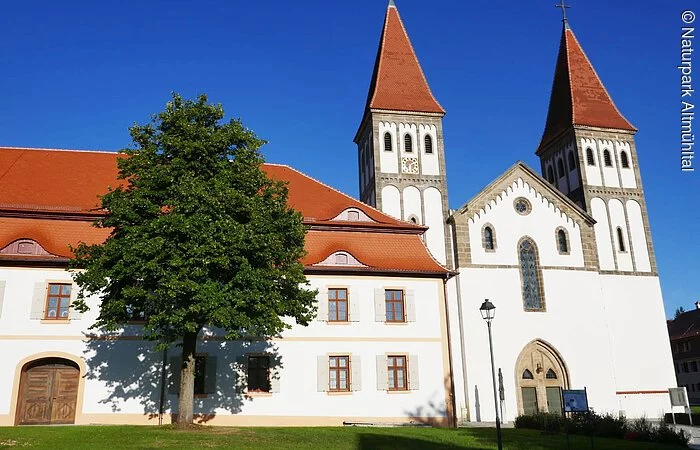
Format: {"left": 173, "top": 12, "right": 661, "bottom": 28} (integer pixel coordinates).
{"left": 484, "top": 226, "right": 494, "bottom": 250}
{"left": 545, "top": 369, "right": 557, "bottom": 379}
{"left": 547, "top": 166, "right": 555, "bottom": 183}
{"left": 603, "top": 150, "right": 613, "bottom": 167}
{"left": 519, "top": 238, "right": 544, "bottom": 311}
{"left": 616, "top": 227, "right": 626, "bottom": 252}
{"left": 424, "top": 135, "right": 433, "bottom": 154}
{"left": 568, "top": 151, "right": 576, "bottom": 170}
{"left": 522, "top": 369, "right": 534, "bottom": 380}
{"left": 586, "top": 148, "right": 595, "bottom": 166}
{"left": 404, "top": 134, "right": 413, "bottom": 153}
{"left": 384, "top": 132, "right": 393, "bottom": 152}
{"left": 557, "top": 159, "right": 565, "bottom": 179}
{"left": 620, "top": 151, "right": 630, "bottom": 168}
{"left": 557, "top": 229, "right": 569, "bottom": 254}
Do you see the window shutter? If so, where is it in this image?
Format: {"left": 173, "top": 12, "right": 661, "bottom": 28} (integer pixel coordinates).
{"left": 68, "top": 284, "right": 82, "bottom": 320}
{"left": 409, "top": 355, "right": 420, "bottom": 390}
{"left": 0, "top": 281, "right": 5, "bottom": 319}
{"left": 376, "top": 355, "right": 388, "bottom": 391}
{"left": 270, "top": 364, "right": 281, "bottom": 393}
{"left": 204, "top": 355, "right": 217, "bottom": 394}
{"left": 235, "top": 355, "right": 248, "bottom": 393}
{"left": 374, "top": 289, "right": 385, "bottom": 322}
{"left": 317, "top": 355, "right": 328, "bottom": 392}
{"left": 349, "top": 291, "right": 360, "bottom": 322}
{"left": 351, "top": 355, "right": 362, "bottom": 392}
{"left": 405, "top": 290, "right": 416, "bottom": 322}
{"left": 168, "top": 356, "right": 181, "bottom": 394}
{"left": 316, "top": 288, "right": 328, "bottom": 322}
{"left": 30, "top": 282, "right": 47, "bottom": 320}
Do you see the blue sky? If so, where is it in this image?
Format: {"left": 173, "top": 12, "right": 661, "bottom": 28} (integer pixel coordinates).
{"left": 0, "top": 0, "right": 696, "bottom": 318}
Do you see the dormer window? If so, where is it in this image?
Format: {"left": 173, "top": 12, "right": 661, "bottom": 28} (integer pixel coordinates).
{"left": 17, "top": 241, "right": 35, "bottom": 254}
{"left": 335, "top": 253, "right": 349, "bottom": 265}
{"left": 404, "top": 134, "right": 413, "bottom": 153}
{"left": 347, "top": 210, "right": 360, "bottom": 221}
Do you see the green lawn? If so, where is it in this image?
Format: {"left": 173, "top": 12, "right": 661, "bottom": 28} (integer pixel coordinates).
{"left": 0, "top": 425, "right": 688, "bottom": 449}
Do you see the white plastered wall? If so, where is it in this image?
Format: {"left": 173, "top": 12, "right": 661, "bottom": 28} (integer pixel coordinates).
{"left": 423, "top": 187, "right": 447, "bottom": 265}
{"left": 381, "top": 185, "right": 401, "bottom": 220}
{"left": 591, "top": 197, "right": 615, "bottom": 270}
{"left": 419, "top": 124, "right": 439, "bottom": 176}
{"left": 608, "top": 199, "right": 633, "bottom": 271}
{"left": 616, "top": 141, "right": 636, "bottom": 188}
{"left": 599, "top": 139, "right": 620, "bottom": 188}
{"left": 626, "top": 200, "right": 651, "bottom": 272}
{"left": 402, "top": 186, "right": 422, "bottom": 224}
{"left": 378, "top": 121, "right": 398, "bottom": 174}
{"left": 581, "top": 138, "right": 602, "bottom": 187}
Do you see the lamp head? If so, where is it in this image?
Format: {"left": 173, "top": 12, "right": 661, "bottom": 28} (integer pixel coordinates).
{"left": 479, "top": 299, "right": 496, "bottom": 322}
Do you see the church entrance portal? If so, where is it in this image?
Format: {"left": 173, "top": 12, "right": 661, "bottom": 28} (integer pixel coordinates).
{"left": 16, "top": 358, "right": 80, "bottom": 425}
{"left": 515, "top": 340, "right": 568, "bottom": 415}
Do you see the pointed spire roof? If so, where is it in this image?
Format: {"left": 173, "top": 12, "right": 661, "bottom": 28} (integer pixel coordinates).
{"left": 363, "top": 1, "right": 444, "bottom": 114}
{"left": 537, "top": 24, "right": 636, "bottom": 153}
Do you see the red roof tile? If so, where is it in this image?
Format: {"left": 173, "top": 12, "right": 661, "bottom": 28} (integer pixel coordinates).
{"left": 304, "top": 230, "right": 446, "bottom": 274}
{"left": 363, "top": 3, "right": 444, "bottom": 114}
{"left": 0, "top": 147, "right": 446, "bottom": 275}
{"left": 537, "top": 25, "right": 636, "bottom": 153}
{"left": 0, "top": 147, "right": 123, "bottom": 213}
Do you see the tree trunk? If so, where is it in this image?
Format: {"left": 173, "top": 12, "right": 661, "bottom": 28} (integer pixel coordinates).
{"left": 176, "top": 331, "right": 198, "bottom": 426}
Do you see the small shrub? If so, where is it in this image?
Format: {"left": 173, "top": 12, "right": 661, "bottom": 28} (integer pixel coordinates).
{"left": 594, "top": 413, "right": 626, "bottom": 439}
{"left": 653, "top": 420, "right": 690, "bottom": 446}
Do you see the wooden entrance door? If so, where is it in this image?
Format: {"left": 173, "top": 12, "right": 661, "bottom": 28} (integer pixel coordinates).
{"left": 17, "top": 359, "right": 79, "bottom": 425}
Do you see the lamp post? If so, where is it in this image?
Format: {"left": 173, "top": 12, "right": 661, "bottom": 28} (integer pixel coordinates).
{"left": 480, "top": 299, "right": 503, "bottom": 450}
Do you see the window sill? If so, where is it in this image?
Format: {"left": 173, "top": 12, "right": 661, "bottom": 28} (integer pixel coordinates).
{"left": 326, "top": 391, "right": 353, "bottom": 396}
{"left": 386, "top": 389, "right": 412, "bottom": 394}
{"left": 326, "top": 321, "right": 351, "bottom": 326}
{"left": 383, "top": 321, "right": 409, "bottom": 325}
{"left": 246, "top": 392, "right": 273, "bottom": 398}
{"left": 40, "top": 319, "right": 71, "bottom": 324}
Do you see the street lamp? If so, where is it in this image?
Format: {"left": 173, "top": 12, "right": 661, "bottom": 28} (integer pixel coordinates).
{"left": 480, "top": 299, "right": 503, "bottom": 450}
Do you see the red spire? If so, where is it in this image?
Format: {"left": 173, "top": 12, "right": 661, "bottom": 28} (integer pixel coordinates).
{"left": 363, "top": 2, "right": 444, "bottom": 114}
{"left": 537, "top": 25, "right": 636, "bottom": 153}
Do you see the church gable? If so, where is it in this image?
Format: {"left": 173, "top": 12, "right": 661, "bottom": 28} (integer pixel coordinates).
{"left": 450, "top": 162, "right": 599, "bottom": 270}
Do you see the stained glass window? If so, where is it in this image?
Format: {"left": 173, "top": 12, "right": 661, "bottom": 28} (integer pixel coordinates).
{"left": 519, "top": 239, "right": 542, "bottom": 310}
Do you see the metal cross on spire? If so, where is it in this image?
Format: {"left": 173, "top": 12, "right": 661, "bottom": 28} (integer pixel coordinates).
{"left": 555, "top": 0, "right": 570, "bottom": 23}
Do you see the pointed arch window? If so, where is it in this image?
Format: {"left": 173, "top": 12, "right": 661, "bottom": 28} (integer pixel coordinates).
{"left": 568, "top": 151, "right": 577, "bottom": 170}
{"left": 522, "top": 369, "right": 534, "bottom": 380}
{"left": 404, "top": 134, "right": 413, "bottom": 153}
{"left": 557, "top": 159, "right": 565, "bottom": 179}
{"left": 620, "top": 151, "right": 630, "bottom": 168}
{"left": 616, "top": 227, "right": 626, "bottom": 252}
{"left": 545, "top": 369, "right": 557, "bottom": 379}
{"left": 586, "top": 148, "right": 596, "bottom": 166}
{"left": 483, "top": 226, "right": 494, "bottom": 251}
{"left": 547, "top": 166, "right": 555, "bottom": 183}
{"left": 519, "top": 238, "right": 544, "bottom": 311}
{"left": 384, "top": 132, "right": 393, "bottom": 152}
{"left": 556, "top": 228, "right": 569, "bottom": 254}
{"left": 603, "top": 150, "right": 613, "bottom": 167}
{"left": 424, "top": 135, "right": 433, "bottom": 154}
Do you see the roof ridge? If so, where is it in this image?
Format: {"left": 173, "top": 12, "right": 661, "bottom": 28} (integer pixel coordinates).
{"left": 0, "top": 146, "right": 118, "bottom": 155}
{"left": 269, "top": 163, "right": 422, "bottom": 228}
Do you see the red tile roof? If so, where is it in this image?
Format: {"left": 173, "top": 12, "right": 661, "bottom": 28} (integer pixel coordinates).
{"left": 363, "top": 3, "right": 444, "bottom": 114}
{"left": 668, "top": 308, "right": 700, "bottom": 340}
{"left": 0, "top": 147, "right": 123, "bottom": 214}
{"left": 0, "top": 147, "right": 447, "bottom": 275}
{"left": 537, "top": 25, "right": 636, "bottom": 153}
{"left": 304, "top": 230, "right": 446, "bottom": 274}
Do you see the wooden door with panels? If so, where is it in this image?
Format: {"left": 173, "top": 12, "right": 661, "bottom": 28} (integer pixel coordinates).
{"left": 16, "top": 358, "right": 80, "bottom": 425}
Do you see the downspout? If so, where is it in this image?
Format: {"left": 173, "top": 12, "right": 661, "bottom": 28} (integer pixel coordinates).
{"left": 453, "top": 272, "right": 471, "bottom": 422}
{"left": 442, "top": 275, "right": 458, "bottom": 428}
{"left": 158, "top": 347, "right": 168, "bottom": 425}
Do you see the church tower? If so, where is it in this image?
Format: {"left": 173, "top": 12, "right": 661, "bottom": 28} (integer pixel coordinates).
{"left": 354, "top": 0, "right": 452, "bottom": 267}
{"left": 537, "top": 20, "right": 657, "bottom": 274}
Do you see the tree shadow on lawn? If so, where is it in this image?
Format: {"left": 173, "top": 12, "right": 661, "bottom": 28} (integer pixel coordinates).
{"left": 356, "top": 432, "right": 476, "bottom": 450}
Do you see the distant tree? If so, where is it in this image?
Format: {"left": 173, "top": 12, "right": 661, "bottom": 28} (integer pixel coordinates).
{"left": 675, "top": 307, "right": 686, "bottom": 319}
{"left": 70, "top": 93, "right": 317, "bottom": 426}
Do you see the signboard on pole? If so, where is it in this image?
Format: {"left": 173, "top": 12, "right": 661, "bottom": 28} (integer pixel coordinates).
{"left": 562, "top": 389, "right": 589, "bottom": 413}
{"left": 669, "top": 387, "right": 688, "bottom": 407}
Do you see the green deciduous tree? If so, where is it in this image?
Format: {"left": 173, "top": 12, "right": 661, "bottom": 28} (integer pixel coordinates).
{"left": 70, "top": 93, "right": 317, "bottom": 425}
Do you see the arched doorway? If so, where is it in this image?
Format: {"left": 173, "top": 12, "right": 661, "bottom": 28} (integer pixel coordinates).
{"left": 515, "top": 340, "right": 569, "bottom": 416}
{"left": 16, "top": 358, "right": 80, "bottom": 425}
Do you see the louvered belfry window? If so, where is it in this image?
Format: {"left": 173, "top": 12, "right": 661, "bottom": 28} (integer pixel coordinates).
{"left": 404, "top": 134, "right": 413, "bottom": 153}
{"left": 424, "top": 135, "right": 433, "bottom": 154}
{"left": 519, "top": 239, "right": 542, "bottom": 310}
{"left": 384, "top": 132, "right": 392, "bottom": 152}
